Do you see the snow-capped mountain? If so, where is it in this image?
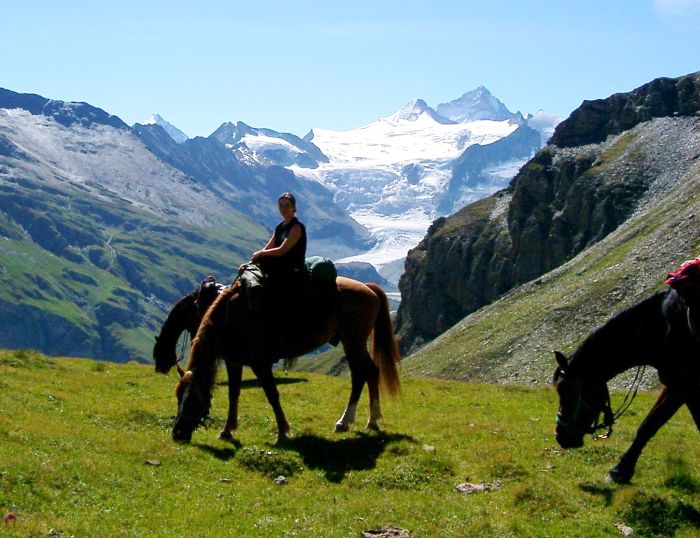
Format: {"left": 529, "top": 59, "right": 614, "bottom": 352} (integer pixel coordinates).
{"left": 386, "top": 99, "right": 455, "bottom": 124}
{"left": 298, "top": 102, "right": 521, "bottom": 272}
{"left": 212, "top": 87, "right": 561, "bottom": 282}
{"left": 211, "top": 121, "right": 328, "bottom": 169}
{"left": 436, "top": 86, "right": 514, "bottom": 122}
{"left": 143, "top": 113, "right": 189, "bottom": 143}
{"left": 525, "top": 110, "right": 564, "bottom": 145}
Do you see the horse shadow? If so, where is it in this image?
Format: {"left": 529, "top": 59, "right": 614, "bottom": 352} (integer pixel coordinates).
{"left": 280, "top": 431, "right": 417, "bottom": 483}
{"left": 193, "top": 440, "right": 242, "bottom": 461}
{"left": 216, "top": 376, "right": 309, "bottom": 389}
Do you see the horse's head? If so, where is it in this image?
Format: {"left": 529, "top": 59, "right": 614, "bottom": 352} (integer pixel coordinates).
{"left": 172, "top": 370, "right": 211, "bottom": 443}
{"left": 552, "top": 351, "right": 612, "bottom": 448}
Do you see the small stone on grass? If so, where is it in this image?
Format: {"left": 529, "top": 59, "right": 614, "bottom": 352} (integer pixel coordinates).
{"left": 362, "top": 525, "right": 410, "bottom": 537}
{"left": 455, "top": 481, "right": 502, "bottom": 494}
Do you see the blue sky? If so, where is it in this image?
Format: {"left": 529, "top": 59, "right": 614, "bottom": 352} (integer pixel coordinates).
{"left": 2, "top": 1, "right": 699, "bottom": 137}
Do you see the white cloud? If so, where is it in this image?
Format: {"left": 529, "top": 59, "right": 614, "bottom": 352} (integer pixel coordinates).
{"left": 654, "top": 0, "right": 700, "bottom": 14}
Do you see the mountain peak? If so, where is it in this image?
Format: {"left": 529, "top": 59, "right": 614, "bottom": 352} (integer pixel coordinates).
{"left": 143, "top": 113, "right": 188, "bottom": 143}
{"left": 0, "top": 88, "right": 128, "bottom": 130}
{"left": 436, "top": 87, "right": 514, "bottom": 123}
{"left": 386, "top": 99, "right": 454, "bottom": 124}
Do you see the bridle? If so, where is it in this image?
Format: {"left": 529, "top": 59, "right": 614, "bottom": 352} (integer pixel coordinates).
{"left": 556, "top": 365, "right": 646, "bottom": 440}
{"left": 176, "top": 372, "right": 211, "bottom": 430}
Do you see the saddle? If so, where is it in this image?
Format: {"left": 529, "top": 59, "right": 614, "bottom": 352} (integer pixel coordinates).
{"left": 666, "top": 257, "right": 700, "bottom": 342}
{"left": 238, "top": 257, "right": 341, "bottom": 347}
{"left": 665, "top": 257, "right": 700, "bottom": 306}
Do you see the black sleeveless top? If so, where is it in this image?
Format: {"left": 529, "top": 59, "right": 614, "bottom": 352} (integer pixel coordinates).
{"left": 269, "top": 217, "right": 306, "bottom": 276}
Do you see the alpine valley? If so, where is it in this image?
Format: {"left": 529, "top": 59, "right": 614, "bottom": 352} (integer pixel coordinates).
{"left": 0, "top": 86, "right": 557, "bottom": 361}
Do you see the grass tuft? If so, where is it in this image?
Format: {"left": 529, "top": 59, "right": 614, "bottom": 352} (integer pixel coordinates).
{"left": 0, "top": 349, "right": 57, "bottom": 369}
{"left": 619, "top": 492, "right": 700, "bottom": 537}
{"left": 238, "top": 446, "right": 305, "bottom": 478}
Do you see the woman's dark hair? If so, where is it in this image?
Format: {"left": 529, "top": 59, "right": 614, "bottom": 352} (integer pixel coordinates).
{"left": 278, "top": 192, "right": 296, "bottom": 207}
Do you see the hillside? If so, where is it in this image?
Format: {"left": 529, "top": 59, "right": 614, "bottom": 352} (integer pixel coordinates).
{"left": 396, "top": 71, "right": 700, "bottom": 355}
{"left": 0, "top": 97, "right": 271, "bottom": 361}
{"left": 1, "top": 350, "right": 699, "bottom": 537}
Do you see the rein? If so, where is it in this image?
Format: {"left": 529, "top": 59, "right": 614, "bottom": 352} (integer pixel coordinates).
{"left": 176, "top": 331, "right": 190, "bottom": 366}
{"left": 591, "top": 365, "right": 648, "bottom": 439}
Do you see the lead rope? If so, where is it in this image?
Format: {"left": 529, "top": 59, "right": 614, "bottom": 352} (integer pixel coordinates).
{"left": 612, "top": 364, "right": 647, "bottom": 421}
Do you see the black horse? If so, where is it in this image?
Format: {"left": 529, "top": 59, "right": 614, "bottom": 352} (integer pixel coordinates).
{"left": 553, "top": 260, "right": 700, "bottom": 483}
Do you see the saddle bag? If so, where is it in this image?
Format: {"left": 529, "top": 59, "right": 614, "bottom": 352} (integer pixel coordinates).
{"left": 304, "top": 256, "right": 337, "bottom": 285}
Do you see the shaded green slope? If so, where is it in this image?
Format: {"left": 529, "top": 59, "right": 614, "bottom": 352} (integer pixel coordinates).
{"left": 0, "top": 176, "right": 266, "bottom": 360}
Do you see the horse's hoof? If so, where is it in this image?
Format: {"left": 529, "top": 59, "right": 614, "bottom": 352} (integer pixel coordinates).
{"left": 218, "top": 430, "right": 235, "bottom": 442}
{"left": 275, "top": 433, "right": 292, "bottom": 446}
{"left": 366, "top": 422, "right": 381, "bottom": 433}
{"left": 606, "top": 466, "right": 632, "bottom": 484}
{"left": 334, "top": 422, "right": 350, "bottom": 433}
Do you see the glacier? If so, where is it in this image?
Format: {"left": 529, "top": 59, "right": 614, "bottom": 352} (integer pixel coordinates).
{"left": 210, "top": 88, "right": 561, "bottom": 282}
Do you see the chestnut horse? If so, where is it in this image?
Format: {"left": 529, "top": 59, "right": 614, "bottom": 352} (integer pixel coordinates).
{"left": 553, "top": 261, "right": 700, "bottom": 483}
{"left": 159, "top": 277, "right": 401, "bottom": 443}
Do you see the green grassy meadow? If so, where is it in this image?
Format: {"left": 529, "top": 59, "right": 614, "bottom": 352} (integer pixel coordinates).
{"left": 1, "top": 350, "right": 699, "bottom": 537}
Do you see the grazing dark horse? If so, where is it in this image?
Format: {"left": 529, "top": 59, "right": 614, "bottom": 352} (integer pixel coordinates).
{"left": 158, "top": 276, "right": 401, "bottom": 443}
{"left": 553, "top": 259, "right": 700, "bottom": 483}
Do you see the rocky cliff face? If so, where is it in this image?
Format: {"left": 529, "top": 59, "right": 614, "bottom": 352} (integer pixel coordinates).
{"left": 396, "top": 71, "right": 700, "bottom": 353}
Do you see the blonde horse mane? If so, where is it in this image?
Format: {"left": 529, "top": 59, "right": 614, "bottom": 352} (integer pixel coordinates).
{"left": 184, "top": 283, "right": 241, "bottom": 392}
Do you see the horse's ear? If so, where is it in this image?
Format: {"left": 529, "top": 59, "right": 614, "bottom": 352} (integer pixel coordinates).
{"left": 554, "top": 351, "right": 569, "bottom": 370}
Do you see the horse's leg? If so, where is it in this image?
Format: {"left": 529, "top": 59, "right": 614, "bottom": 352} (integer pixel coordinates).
{"left": 684, "top": 389, "right": 700, "bottom": 432}
{"left": 608, "top": 387, "right": 684, "bottom": 483}
{"left": 250, "top": 362, "right": 290, "bottom": 444}
{"left": 365, "top": 355, "right": 383, "bottom": 432}
{"left": 339, "top": 339, "right": 382, "bottom": 432}
{"left": 218, "top": 360, "right": 242, "bottom": 441}
{"left": 334, "top": 341, "right": 371, "bottom": 432}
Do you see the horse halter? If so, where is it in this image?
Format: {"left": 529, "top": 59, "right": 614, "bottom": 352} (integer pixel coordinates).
{"left": 176, "top": 372, "right": 211, "bottom": 430}
{"left": 556, "top": 376, "right": 615, "bottom": 440}
{"left": 556, "top": 365, "right": 646, "bottom": 440}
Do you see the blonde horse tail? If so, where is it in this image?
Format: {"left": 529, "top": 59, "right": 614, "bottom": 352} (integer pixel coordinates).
{"left": 366, "top": 283, "right": 401, "bottom": 398}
